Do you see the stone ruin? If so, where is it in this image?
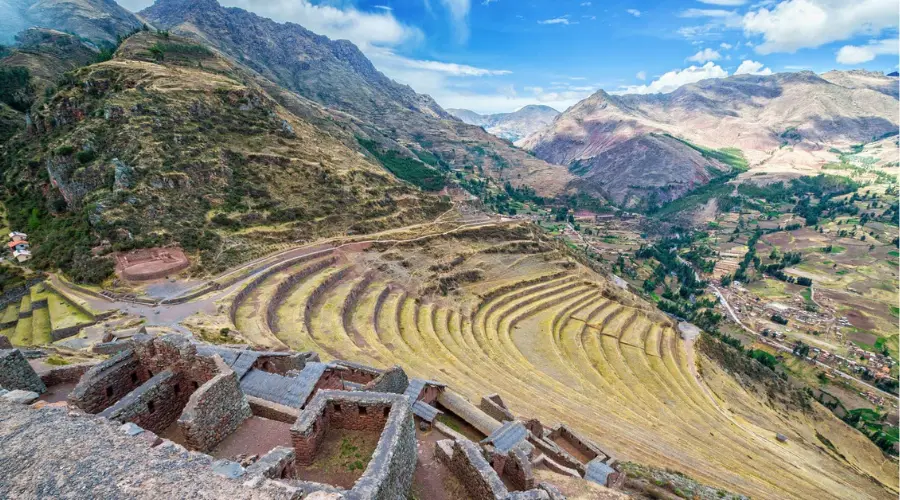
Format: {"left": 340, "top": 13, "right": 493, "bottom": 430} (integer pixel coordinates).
{"left": 68, "top": 334, "right": 251, "bottom": 451}
{"left": 116, "top": 247, "right": 190, "bottom": 281}
{"left": 0, "top": 333, "right": 627, "bottom": 499}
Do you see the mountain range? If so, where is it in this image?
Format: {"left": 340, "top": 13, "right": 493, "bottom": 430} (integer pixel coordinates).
{"left": 520, "top": 70, "right": 899, "bottom": 208}
{"left": 138, "top": 0, "right": 570, "bottom": 198}
{"left": 447, "top": 105, "right": 559, "bottom": 143}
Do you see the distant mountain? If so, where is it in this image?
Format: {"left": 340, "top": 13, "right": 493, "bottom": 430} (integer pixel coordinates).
{"left": 0, "top": 0, "right": 142, "bottom": 45}
{"left": 140, "top": 0, "right": 570, "bottom": 197}
{"left": 447, "top": 105, "right": 559, "bottom": 142}
{"left": 821, "top": 70, "right": 899, "bottom": 99}
{"left": 521, "top": 71, "right": 899, "bottom": 208}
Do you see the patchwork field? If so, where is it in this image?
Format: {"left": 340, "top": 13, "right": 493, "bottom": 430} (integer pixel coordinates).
{"left": 217, "top": 223, "right": 896, "bottom": 500}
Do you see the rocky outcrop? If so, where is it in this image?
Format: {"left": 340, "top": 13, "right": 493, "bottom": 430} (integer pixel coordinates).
{"left": 0, "top": 0, "right": 142, "bottom": 46}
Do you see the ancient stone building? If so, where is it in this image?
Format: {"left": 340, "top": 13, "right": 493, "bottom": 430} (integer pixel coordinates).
{"left": 68, "top": 335, "right": 251, "bottom": 452}
{"left": 290, "top": 390, "right": 417, "bottom": 499}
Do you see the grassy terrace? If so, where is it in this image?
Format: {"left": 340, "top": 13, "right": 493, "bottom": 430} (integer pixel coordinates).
{"left": 224, "top": 238, "right": 896, "bottom": 500}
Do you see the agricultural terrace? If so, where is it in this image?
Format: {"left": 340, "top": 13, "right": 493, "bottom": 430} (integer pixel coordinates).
{"left": 217, "top": 222, "right": 896, "bottom": 500}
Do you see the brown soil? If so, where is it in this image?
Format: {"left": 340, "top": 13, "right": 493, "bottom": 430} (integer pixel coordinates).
{"left": 210, "top": 416, "right": 293, "bottom": 459}
{"left": 552, "top": 435, "right": 594, "bottom": 464}
{"left": 294, "top": 429, "right": 380, "bottom": 489}
{"left": 846, "top": 310, "right": 877, "bottom": 331}
{"left": 410, "top": 427, "right": 467, "bottom": 500}
{"left": 37, "top": 382, "right": 76, "bottom": 403}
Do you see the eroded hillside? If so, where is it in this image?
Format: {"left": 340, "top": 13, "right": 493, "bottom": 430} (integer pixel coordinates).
{"left": 1, "top": 31, "right": 448, "bottom": 281}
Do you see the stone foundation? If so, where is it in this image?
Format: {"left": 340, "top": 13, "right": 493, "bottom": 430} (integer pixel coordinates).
{"left": 480, "top": 394, "right": 515, "bottom": 423}
{"left": 0, "top": 349, "right": 46, "bottom": 393}
{"left": 39, "top": 362, "right": 95, "bottom": 387}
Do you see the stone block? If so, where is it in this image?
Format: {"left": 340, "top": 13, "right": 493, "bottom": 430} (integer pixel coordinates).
{"left": 2, "top": 390, "right": 40, "bottom": 404}
{"left": 0, "top": 349, "right": 47, "bottom": 394}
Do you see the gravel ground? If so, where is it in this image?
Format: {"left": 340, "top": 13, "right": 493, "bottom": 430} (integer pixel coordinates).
{"left": 0, "top": 401, "right": 288, "bottom": 499}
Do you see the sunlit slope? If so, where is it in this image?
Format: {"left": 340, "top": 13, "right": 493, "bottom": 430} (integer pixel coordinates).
{"left": 226, "top": 228, "right": 896, "bottom": 499}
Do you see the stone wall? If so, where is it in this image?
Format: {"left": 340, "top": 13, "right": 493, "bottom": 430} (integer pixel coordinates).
{"left": 0, "top": 349, "right": 46, "bottom": 393}
{"left": 291, "top": 391, "right": 416, "bottom": 500}
{"left": 68, "top": 350, "right": 142, "bottom": 413}
{"left": 99, "top": 369, "right": 189, "bottom": 433}
{"left": 480, "top": 394, "right": 515, "bottom": 423}
{"left": 444, "top": 438, "right": 509, "bottom": 500}
{"left": 247, "top": 395, "right": 300, "bottom": 423}
{"left": 0, "top": 336, "right": 11, "bottom": 349}
{"left": 265, "top": 256, "right": 337, "bottom": 334}
{"left": 548, "top": 425, "right": 603, "bottom": 463}
{"left": 245, "top": 446, "right": 296, "bottom": 480}
{"left": 503, "top": 448, "right": 535, "bottom": 491}
{"left": 39, "top": 362, "right": 95, "bottom": 387}
{"left": 253, "top": 353, "right": 306, "bottom": 375}
{"left": 178, "top": 359, "right": 251, "bottom": 452}
{"left": 362, "top": 366, "right": 409, "bottom": 394}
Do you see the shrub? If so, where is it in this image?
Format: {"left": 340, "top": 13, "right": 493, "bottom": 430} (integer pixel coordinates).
{"left": 0, "top": 66, "right": 34, "bottom": 112}
{"left": 75, "top": 150, "right": 97, "bottom": 164}
{"left": 55, "top": 145, "right": 75, "bottom": 156}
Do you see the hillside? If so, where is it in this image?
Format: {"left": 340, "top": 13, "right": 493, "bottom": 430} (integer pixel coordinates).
{"left": 0, "top": 31, "right": 447, "bottom": 282}
{"left": 139, "top": 0, "right": 571, "bottom": 197}
{"left": 0, "top": 0, "right": 142, "bottom": 45}
{"left": 521, "top": 71, "right": 899, "bottom": 207}
{"left": 447, "top": 105, "right": 560, "bottom": 142}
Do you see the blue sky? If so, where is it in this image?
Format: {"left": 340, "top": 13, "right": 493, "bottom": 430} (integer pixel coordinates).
{"left": 118, "top": 0, "right": 900, "bottom": 114}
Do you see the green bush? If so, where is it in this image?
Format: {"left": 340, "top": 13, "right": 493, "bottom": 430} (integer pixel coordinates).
{"left": 55, "top": 145, "right": 75, "bottom": 156}
{"left": 75, "top": 150, "right": 97, "bottom": 164}
{"left": 358, "top": 138, "right": 445, "bottom": 191}
{"left": 0, "top": 67, "right": 35, "bottom": 112}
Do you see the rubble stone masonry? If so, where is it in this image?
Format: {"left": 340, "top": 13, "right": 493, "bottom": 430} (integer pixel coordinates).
{"left": 291, "top": 390, "right": 416, "bottom": 500}
{"left": 0, "top": 349, "right": 46, "bottom": 393}
{"left": 178, "top": 358, "right": 252, "bottom": 452}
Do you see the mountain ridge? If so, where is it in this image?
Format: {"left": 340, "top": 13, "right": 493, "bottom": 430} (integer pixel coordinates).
{"left": 447, "top": 104, "right": 560, "bottom": 143}
{"left": 521, "top": 70, "right": 898, "bottom": 208}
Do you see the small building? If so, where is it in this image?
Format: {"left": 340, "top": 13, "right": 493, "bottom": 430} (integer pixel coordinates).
{"left": 7, "top": 237, "right": 31, "bottom": 262}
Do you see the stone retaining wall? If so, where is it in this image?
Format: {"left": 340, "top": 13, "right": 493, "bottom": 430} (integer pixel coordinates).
{"left": 302, "top": 267, "right": 351, "bottom": 336}
{"left": 229, "top": 251, "right": 335, "bottom": 327}
{"left": 178, "top": 358, "right": 251, "bottom": 452}
{"left": 0, "top": 349, "right": 46, "bottom": 393}
{"left": 265, "top": 257, "right": 337, "bottom": 334}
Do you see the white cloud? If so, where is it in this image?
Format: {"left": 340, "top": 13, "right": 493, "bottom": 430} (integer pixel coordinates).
{"left": 440, "top": 0, "right": 472, "bottom": 42}
{"left": 538, "top": 16, "right": 574, "bottom": 25}
{"left": 582, "top": 15, "right": 597, "bottom": 20}
{"left": 626, "top": 9, "right": 641, "bottom": 17}
{"left": 743, "top": 0, "right": 900, "bottom": 54}
{"left": 836, "top": 38, "right": 899, "bottom": 64}
{"left": 734, "top": 59, "right": 773, "bottom": 75}
{"left": 687, "top": 48, "right": 722, "bottom": 62}
{"left": 680, "top": 8, "right": 735, "bottom": 18}
{"left": 481, "top": 0, "right": 499, "bottom": 5}
{"left": 720, "top": 42, "right": 733, "bottom": 49}
{"left": 386, "top": 57, "right": 511, "bottom": 76}
{"left": 373, "top": 5, "right": 392, "bottom": 11}
{"left": 698, "top": 0, "right": 747, "bottom": 5}
{"left": 217, "top": 0, "right": 422, "bottom": 51}
{"left": 636, "top": 70, "right": 647, "bottom": 80}
{"left": 581, "top": 2, "right": 592, "bottom": 6}
{"left": 613, "top": 62, "right": 729, "bottom": 94}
